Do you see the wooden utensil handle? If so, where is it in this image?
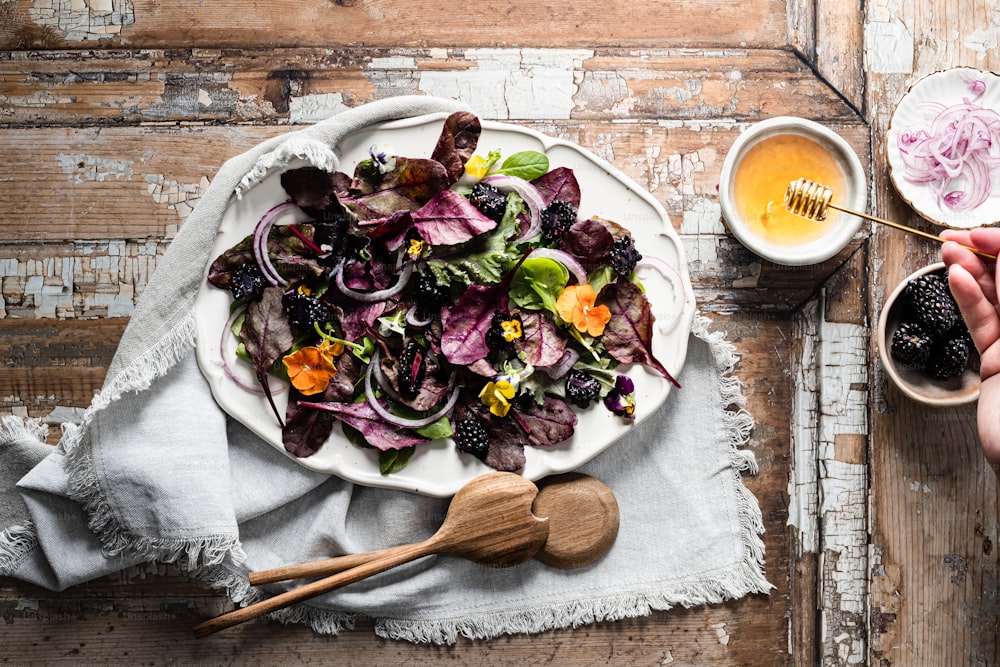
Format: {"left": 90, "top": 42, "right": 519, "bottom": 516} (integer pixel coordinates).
{"left": 192, "top": 540, "right": 436, "bottom": 638}
{"left": 249, "top": 548, "right": 398, "bottom": 585}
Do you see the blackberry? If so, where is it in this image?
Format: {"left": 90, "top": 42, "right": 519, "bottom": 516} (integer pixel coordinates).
{"left": 283, "top": 292, "right": 332, "bottom": 331}
{"left": 608, "top": 235, "right": 642, "bottom": 276}
{"left": 890, "top": 321, "right": 933, "bottom": 367}
{"left": 905, "top": 273, "right": 960, "bottom": 336}
{"left": 541, "top": 200, "right": 578, "bottom": 245}
{"left": 228, "top": 262, "right": 265, "bottom": 301}
{"left": 564, "top": 369, "right": 602, "bottom": 408}
{"left": 454, "top": 417, "right": 490, "bottom": 460}
{"left": 414, "top": 270, "right": 450, "bottom": 317}
{"left": 468, "top": 183, "right": 507, "bottom": 222}
{"left": 928, "top": 335, "right": 971, "bottom": 380}
{"left": 397, "top": 340, "right": 426, "bottom": 396}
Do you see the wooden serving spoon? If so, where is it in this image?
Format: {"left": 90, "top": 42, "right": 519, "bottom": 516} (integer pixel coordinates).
{"left": 192, "top": 472, "right": 549, "bottom": 638}
{"left": 248, "top": 472, "right": 620, "bottom": 586}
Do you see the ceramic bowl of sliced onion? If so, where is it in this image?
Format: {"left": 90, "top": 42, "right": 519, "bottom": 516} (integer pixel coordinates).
{"left": 886, "top": 67, "right": 1000, "bottom": 229}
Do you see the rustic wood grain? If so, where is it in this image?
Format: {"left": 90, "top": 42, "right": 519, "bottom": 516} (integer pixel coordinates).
{"left": 0, "top": 121, "right": 870, "bottom": 321}
{"left": 0, "top": 48, "right": 857, "bottom": 126}
{"left": 865, "top": 1, "right": 1000, "bottom": 664}
{"left": 1, "top": 0, "right": 788, "bottom": 51}
{"left": 10, "top": 0, "right": 995, "bottom": 662}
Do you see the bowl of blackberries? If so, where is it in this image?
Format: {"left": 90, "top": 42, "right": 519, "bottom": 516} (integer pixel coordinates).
{"left": 878, "top": 262, "right": 980, "bottom": 406}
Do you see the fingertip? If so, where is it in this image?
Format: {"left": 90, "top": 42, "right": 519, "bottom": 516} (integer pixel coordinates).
{"left": 941, "top": 240, "right": 972, "bottom": 266}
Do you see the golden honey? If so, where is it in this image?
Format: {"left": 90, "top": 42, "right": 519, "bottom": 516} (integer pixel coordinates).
{"left": 733, "top": 133, "right": 847, "bottom": 246}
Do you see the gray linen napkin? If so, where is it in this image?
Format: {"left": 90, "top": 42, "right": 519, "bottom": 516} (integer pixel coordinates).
{"left": 0, "top": 96, "right": 771, "bottom": 642}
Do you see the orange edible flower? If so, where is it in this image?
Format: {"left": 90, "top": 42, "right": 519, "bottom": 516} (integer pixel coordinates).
{"left": 282, "top": 346, "right": 338, "bottom": 396}
{"left": 556, "top": 284, "right": 611, "bottom": 337}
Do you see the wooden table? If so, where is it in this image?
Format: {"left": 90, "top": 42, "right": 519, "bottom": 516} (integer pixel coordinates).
{"left": 2, "top": 1, "right": 998, "bottom": 664}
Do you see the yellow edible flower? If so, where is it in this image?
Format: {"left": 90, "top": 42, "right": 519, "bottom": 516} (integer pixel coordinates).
{"left": 500, "top": 318, "right": 522, "bottom": 342}
{"left": 407, "top": 238, "right": 426, "bottom": 260}
{"left": 464, "top": 149, "right": 501, "bottom": 180}
{"left": 555, "top": 284, "right": 612, "bottom": 337}
{"left": 479, "top": 379, "right": 516, "bottom": 418}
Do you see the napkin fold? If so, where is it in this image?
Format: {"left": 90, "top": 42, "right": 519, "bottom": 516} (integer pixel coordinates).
{"left": 0, "top": 96, "right": 771, "bottom": 643}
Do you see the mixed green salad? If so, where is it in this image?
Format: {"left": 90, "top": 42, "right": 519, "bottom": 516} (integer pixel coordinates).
{"left": 207, "top": 111, "right": 679, "bottom": 474}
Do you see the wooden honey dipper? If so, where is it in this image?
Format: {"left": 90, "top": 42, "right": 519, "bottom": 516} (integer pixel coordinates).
{"left": 783, "top": 178, "right": 996, "bottom": 261}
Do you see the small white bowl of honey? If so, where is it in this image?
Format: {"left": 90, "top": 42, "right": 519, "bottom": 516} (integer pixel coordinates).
{"left": 719, "top": 116, "right": 867, "bottom": 266}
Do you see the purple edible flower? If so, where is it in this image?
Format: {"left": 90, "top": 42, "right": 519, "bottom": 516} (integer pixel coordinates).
{"left": 603, "top": 374, "right": 636, "bottom": 419}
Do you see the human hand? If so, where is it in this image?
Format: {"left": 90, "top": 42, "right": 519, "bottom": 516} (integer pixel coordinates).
{"left": 941, "top": 228, "right": 1000, "bottom": 463}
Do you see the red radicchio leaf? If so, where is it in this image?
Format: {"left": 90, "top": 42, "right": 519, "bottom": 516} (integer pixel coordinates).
{"left": 283, "top": 398, "right": 336, "bottom": 458}
{"left": 299, "top": 400, "right": 429, "bottom": 451}
{"left": 454, "top": 400, "right": 526, "bottom": 472}
{"left": 431, "top": 111, "right": 482, "bottom": 184}
{"left": 600, "top": 279, "right": 681, "bottom": 388}
{"left": 440, "top": 251, "right": 534, "bottom": 365}
{"left": 411, "top": 189, "right": 498, "bottom": 245}
{"left": 483, "top": 436, "right": 526, "bottom": 472}
{"left": 339, "top": 157, "right": 450, "bottom": 220}
{"left": 239, "top": 286, "right": 295, "bottom": 426}
{"left": 512, "top": 395, "right": 578, "bottom": 448}
{"left": 280, "top": 166, "right": 344, "bottom": 219}
{"left": 532, "top": 166, "right": 581, "bottom": 209}
{"left": 440, "top": 283, "right": 500, "bottom": 365}
{"left": 519, "top": 311, "right": 567, "bottom": 367}
{"left": 558, "top": 219, "right": 614, "bottom": 268}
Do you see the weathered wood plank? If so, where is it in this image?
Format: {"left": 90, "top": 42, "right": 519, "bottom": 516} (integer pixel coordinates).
{"left": 1, "top": 0, "right": 788, "bottom": 51}
{"left": 0, "top": 318, "right": 123, "bottom": 424}
{"left": 0, "top": 48, "right": 857, "bottom": 126}
{"left": 0, "top": 121, "right": 870, "bottom": 315}
{"left": 865, "top": 1, "right": 1000, "bottom": 664}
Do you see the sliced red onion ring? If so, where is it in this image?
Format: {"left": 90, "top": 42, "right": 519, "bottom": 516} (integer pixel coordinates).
{"left": 483, "top": 174, "right": 545, "bottom": 241}
{"left": 333, "top": 259, "right": 414, "bottom": 302}
{"left": 220, "top": 307, "right": 285, "bottom": 396}
{"left": 897, "top": 99, "right": 1000, "bottom": 212}
{"left": 370, "top": 349, "right": 404, "bottom": 404}
{"left": 528, "top": 247, "right": 588, "bottom": 285}
{"left": 253, "top": 200, "right": 297, "bottom": 286}
{"left": 544, "top": 347, "right": 580, "bottom": 379}
{"left": 362, "top": 358, "right": 460, "bottom": 429}
{"left": 405, "top": 304, "right": 435, "bottom": 327}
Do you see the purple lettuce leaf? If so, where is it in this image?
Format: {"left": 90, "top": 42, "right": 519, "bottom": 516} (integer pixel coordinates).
{"left": 440, "top": 283, "right": 502, "bottom": 365}
{"left": 532, "top": 166, "right": 581, "bottom": 209}
{"left": 239, "top": 286, "right": 295, "bottom": 426}
{"left": 453, "top": 399, "right": 526, "bottom": 472}
{"left": 600, "top": 278, "right": 680, "bottom": 388}
{"left": 207, "top": 225, "right": 325, "bottom": 291}
{"left": 519, "top": 311, "right": 567, "bottom": 367}
{"left": 557, "top": 219, "right": 614, "bottom": 270}
{"left": 431, "top": 111, "right": 482, "bottom": 184}
{"left": 483, "top": 434, "right": 527, "bottom": 472}
{"left": 298, "top": 399, "right": 429, "bottom": 451}
{"left": 512, "top": 395, "right": 577, "bottom": 448}
{"left": 280, "top": 166, "right": 344, "bottom": 218}
{"left": 284, "top": 351, "right": 365, "bottom": 459}
{"left": 338, "top": 157, "right": 449, "bottom": 220}
{"left": 359, "top": 209, "right": 413, "bottom": 250}
{"left": 283, "top": 399, "right": 336, "bottom": 458}
{"left": 377, "top": 345, "right": 453, "bottom": 412}
{"left": 411, "top": 189, "right": 498, "bottom": 246}
{"left": 327, "top": 301, "right": 385, "bottom": 342}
